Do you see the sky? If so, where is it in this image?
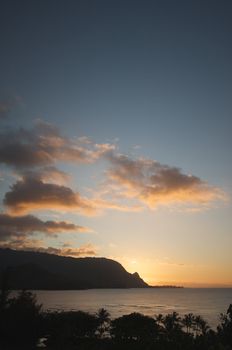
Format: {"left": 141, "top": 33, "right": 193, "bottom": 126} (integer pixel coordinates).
{"left": 0, "top": 0, "right": 231, "bottom": 287}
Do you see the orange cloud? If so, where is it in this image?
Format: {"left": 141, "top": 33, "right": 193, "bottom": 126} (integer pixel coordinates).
{"left": 106, "top": 154, "right": 225, "bottom": 209}
{"left": 91, "top": 198, "right": 143, "bottom": 213}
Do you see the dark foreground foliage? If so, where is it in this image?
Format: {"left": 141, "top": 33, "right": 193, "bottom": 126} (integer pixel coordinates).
{"left": 0, "top": 288, "right": 231, "bottom": 350}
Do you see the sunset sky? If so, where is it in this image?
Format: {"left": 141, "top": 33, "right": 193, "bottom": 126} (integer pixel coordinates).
{"left": 0, "top": 0, "right": 231, "bottom": 287}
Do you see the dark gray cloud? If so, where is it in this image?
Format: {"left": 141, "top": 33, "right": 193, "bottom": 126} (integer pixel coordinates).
{"left": 0, "top": 121, "right": 115, "bottom": 169}
{"left": 0, "top": 213, "right": 89, "bottom": 242}
{"left": 3, "top": 176, "right": 95, "bottom": 215}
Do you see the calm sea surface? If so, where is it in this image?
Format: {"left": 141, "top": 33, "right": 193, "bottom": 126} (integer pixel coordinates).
{"left": 33, "top": 288, "right": 232, "bottom": 329}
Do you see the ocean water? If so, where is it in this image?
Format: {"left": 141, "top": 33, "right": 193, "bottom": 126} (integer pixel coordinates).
{"left": 34, "top": 288, "right": 232, "bottom": 329}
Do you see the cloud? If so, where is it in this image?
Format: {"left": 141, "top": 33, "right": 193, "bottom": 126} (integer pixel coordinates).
{"left": 0, "top": 213, "right": 90, "bottom": 242}
{"left": 0, "top": 121, "right": 115, "bottom": 169}
{"left": 0, "top": 238, "right": 44, "bottom": 249}
{"left": 0, "top": 119, "right": 226, "bottom": 215}
{"left": 47, "top": 243, "right": 97, "bottom": 257}
{"left": 3, "top": 176, "right": 96, "bottom": 215}
{"left": 91, "top": 198, "right": 143, "bottom": 212}
{"left": 3, "top": 172, "right": 142, "bottom": 215}
{"left": 20, "top": 166, "right": 71, "bottom": 185}
{"left": 0, "top": 238, "right": 97, "bottom": 257}
{"left": 0, "top": 211, "right": 94, "bottom": 258}
{"left": 106, "top": 154, "right": 225, "bottom": 209}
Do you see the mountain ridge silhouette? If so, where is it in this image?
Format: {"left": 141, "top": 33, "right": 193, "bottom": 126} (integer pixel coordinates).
{"left": 0, "top": 248, "right": 148, "bottom": 289}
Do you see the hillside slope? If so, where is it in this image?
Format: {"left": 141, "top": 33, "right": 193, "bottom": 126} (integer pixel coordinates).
{"left": 0, "top": 248, "right": 148, "bottom": 289}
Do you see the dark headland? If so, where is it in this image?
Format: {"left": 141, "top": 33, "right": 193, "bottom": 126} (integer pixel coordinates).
{"left": 0, "top": 248, "right": 182, "bottom": 290}
{"left": 0, "top": 248, "right": 148, "bottom": 289}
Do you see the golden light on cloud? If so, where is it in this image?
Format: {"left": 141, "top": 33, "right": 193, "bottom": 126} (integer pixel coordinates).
{"left": 141, "top": 185, "right": 225, "bottom": 209}
{"left": 106, "top": 154, "right": 226, "bottom": 211}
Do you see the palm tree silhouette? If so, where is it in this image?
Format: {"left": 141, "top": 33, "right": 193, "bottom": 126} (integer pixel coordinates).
{"left": 194, "top": 315, "right": 209, "bottom": 336}
{"left": 164, "top": 311, "right": 182, "bottom": 333}
{"left": 96, "top": 308, "right": 110, "bottom": 338}
{"left": 182, "top": 313, "right": 194, "bottom": 334}
{"left": 155, "top": 313, "right": 164, "bottom": 325}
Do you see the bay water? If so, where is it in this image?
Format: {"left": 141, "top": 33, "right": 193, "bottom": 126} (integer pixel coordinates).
{"left": 32, "top": 288, "right": 232, "bottom": 329}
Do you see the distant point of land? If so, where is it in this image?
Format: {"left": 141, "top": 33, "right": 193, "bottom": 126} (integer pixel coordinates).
{"left": 149, "top": 285, "right": 184, "bottom": 288}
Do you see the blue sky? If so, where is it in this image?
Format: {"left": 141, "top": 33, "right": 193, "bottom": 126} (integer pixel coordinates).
{"left": 0, "top": 0, "right": 231, "bottom": 286}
